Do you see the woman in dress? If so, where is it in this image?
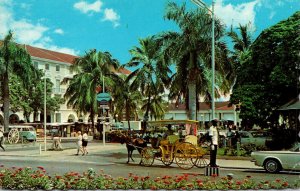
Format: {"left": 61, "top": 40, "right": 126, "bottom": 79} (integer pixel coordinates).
{"left": 76, "top": 131, "right": 83, "bottom": 155}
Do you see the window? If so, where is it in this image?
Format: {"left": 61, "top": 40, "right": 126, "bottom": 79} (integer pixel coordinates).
{"left": 56, "top": 65, "right": 60, "bottom": 72}
{"left": 55, "top": 80, "right": 60, "bottom": 93}
{"left": 45, "top": 63, "right": 49, "bottom": 70}
{"left": 34, "top": 61, "right": 38, "bottom": 68}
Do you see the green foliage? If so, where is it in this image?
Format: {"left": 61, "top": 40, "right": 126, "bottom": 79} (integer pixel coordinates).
{"left": 0, "top": 166, "right": 298, "bottom": 190}
{"left": 230, "top": 11, "right": 300, "bottom": 127}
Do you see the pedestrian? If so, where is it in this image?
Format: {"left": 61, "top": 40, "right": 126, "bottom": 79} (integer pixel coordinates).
{"left": 76, "top": 131, "right": 83, "bottom": 155}
{"left": 82, "top": 131, "right": 89, "bottom": 155}
{"left": 209, "top": 119, "right": 219, "bottom": 167}
{"left": 51, "top": 133, "right": 63, "bottom": 150}
{"left": 0, "top": 127, "right": 5, "bottom": 151}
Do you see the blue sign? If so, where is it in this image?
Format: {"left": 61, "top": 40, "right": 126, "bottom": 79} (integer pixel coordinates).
{"left": 97, "top": 93, "right": 111, "bottom": 101}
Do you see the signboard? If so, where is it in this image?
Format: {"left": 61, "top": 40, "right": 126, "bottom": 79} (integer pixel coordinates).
{"left": 97, "top": 92, "right": 111, "bottom": 102}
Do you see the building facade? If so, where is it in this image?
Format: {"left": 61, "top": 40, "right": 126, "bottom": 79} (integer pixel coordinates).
{"left": 0, "top": 44, "right": 131, "bottom": 125}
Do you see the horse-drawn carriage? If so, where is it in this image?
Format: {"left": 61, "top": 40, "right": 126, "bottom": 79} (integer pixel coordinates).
{"left": 139, "top": 120, "right": 209, "bottom": 170}
{"left": 2, "top": 125, "right": 37, "bottom": 144}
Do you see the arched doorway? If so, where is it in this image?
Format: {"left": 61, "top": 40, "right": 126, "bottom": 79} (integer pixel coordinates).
{"left": 9, "top": 114, "right": 19, "bottom": 124}
{"left": 68, "top": 114, "right": 76, "bottom": 122}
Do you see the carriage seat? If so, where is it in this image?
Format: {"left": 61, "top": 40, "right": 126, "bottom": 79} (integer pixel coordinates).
{"left": 160, "top": 135, "right": 179, "bottom": 146}
{"left": 185, "top": 135, "right": 198, "bottom": 146}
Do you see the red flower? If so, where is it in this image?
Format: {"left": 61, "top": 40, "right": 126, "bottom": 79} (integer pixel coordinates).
{"left": 37, "top": 166, "right": 44, "bottom": 170}
{"left": 196, "top": 179, "right": 202, "bottom": 183}
{"left": 18, "top": 168, "right": 23, "bottom": 171}
{"left": 128, "top": 172, "right": 133, "bottom": 177}
{"left": 0, "top": 173, "right": 4, "bottom": 177}
{"left": 133, "top": 176, "right": 139, "bottom": 181}
{"left": 282, "top": 182, "right": 289, "bottom": 187}
{"left": 246, "top": 175, "right": 251, "bottom": 178}
{"left": 38, "top": 174, "right": 44, "bottom": 177}
{"left": 236, "top": 181, "right": 242, "bottom": 185}
{"left": 0, "top": 165, "right": 4, "bottom": 167}
{"left": 56, "top": 175, "right": 62, "bottom": 179}
{"left": 212, "top": 174, "right": 218, "bottom": 178}
{"left": 276, "top": 179, "right": 281, "bottom": 182}
{"left": 198, "top": 182, "right": 203, "bottom": 187}
{"left": 150, "top": 186, "right": 157, "bottom": 190}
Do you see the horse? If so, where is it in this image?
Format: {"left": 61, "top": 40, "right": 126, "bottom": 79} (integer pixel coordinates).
{"left": 116, "top": 132, "right": 148, "bottom": 164}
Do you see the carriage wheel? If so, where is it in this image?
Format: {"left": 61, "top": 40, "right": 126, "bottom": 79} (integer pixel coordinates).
{"left": 8, "top": 128, "right": 19, "bottom": 144}
{"left": 174, "top": 142, "right": 197, "bottom": 170}
{"left": 193, "top": 155, "right": 209, "bottom": 168}
{"left": 161, "top": 153, "right": 174, "bottom": 166}
{"left": 141, "top": 147, "right": 155, "bottom": 167}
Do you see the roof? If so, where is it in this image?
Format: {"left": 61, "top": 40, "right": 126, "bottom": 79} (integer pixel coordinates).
{"left": 278, "top": 98, "right": 300, "bottom": 110}
{"left": 168, "top": 101, "right": 234, "bottom": 111}
{"left": 24, "top": 44, "right": 132, "bottom": 75}
{"left": 1, "top": 41, "right": 132, "bottom": 75}
{"left": 24, "top": 44, "right": 78, "bottom": 64}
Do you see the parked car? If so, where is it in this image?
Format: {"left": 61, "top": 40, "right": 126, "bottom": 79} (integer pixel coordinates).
{"left": 251, "top": 144, "right": 300, "bottom": 173}
{"left": 238, "top": 131, "right": 272, "bottom": 146}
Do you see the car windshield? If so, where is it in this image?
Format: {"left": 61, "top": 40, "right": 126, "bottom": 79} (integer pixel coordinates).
{"left": 289, "top": 144, "right": 300, "bottom": 152}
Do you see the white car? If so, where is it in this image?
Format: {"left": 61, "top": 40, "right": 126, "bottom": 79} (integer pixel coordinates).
{"left": 251, "top": 144, "right": 300, "bottom": 173}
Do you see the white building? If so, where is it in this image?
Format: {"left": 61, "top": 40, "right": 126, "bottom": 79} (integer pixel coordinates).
{"left": 0, "top": 44, "right": 131, "bottom": 125}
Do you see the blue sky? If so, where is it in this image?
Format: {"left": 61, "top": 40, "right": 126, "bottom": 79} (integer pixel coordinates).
{"left": 0, "top": 0, "right": 299, "bottom": 67}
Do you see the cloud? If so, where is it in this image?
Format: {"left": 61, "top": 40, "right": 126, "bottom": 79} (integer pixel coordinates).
{"left": 54, "top": 28, "right": 64, "bottom": 35}
{"left": 0, "top": 1, "right": 78, "bottom": 55}
{"left": 74, "top": 0, "right": 102, "bottom": 14}
{"left": 102, "top": 8, "right": 120, "bottom": 27}
{"left": 214, "top": 0, "right": 259, "bottom": 28}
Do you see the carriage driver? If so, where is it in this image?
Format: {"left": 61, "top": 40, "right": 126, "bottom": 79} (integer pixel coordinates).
{"left": 156, "top": 124, "right": 174, "bottom": 147}
{"left": 0, "top": 126, "right": 5, "bottom": 151}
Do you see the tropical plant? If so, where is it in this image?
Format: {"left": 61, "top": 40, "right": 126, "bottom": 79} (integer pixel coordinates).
{"left": 229, "top": 11, "right": 300, "bottom": 128}
{"left": 0, "top": 30, "right": 37, "bottom": 131}
{"left": 162, "top": 2, "right": 232, "bottom": 120}
{"left": 126, "top": 36, "right": 171, "bottom": 124}
{"left": 110, "top": 73, "right": 142, "bottom": 130}
{"left": 63, "top": 49, "right": 119, "bottom": 132}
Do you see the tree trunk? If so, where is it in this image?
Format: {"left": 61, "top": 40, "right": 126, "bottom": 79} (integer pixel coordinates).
{"left": 125, "top": 100, "right": 131, "bottom": 131}
{"left": 3, "top": 72, "right": 10, "bottom": 132}
{"left": 188, "top": 82, "right": 196, "bottom": 120}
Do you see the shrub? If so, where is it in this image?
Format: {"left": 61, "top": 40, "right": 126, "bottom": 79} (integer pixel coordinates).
{"left": 0, "top": 166, "right": 299, "bottom": 190}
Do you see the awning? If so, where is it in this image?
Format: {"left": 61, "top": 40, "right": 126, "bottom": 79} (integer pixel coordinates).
{"left": 278, "top": 98, "right": 300, "bottom": 110}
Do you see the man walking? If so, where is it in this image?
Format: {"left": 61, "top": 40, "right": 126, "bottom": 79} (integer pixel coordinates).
{"left": 0, "top": 127, "right": 5, "bottom": 151}
{"left": 209, "top": 119, "right": 218, "bottom": 167}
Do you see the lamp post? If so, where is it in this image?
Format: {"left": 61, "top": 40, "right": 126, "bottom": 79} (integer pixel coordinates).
{"left": 191, "top": 0, "right": 215, "bottom": 119}
{"left": 44, "top": 71, "right": 47, "bottom": 151}
{"left": 102, "top": 73, "right": 106, "bottom": 146}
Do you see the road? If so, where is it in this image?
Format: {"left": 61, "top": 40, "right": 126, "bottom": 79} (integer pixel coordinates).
{"left": 0, "top": 141, "right": 299, "bottom": 184}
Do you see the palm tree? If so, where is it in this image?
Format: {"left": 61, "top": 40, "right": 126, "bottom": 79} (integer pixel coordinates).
{"left": 126, "top": 36, "right": 171, "bottom": 123}
{"left": 162, "top": 2, "right": 231, "bottom": 120}
{"left": 227, "top": 23, "right": 253, "bottom": 84}
{"left": 63, "top": 49, "right": 119, "bottom": 132}
{"left": 110, "top": 74, "right": 142, "bottom": 130}
{"left": 0, "top": 30, "right": 36, "bottom": 131}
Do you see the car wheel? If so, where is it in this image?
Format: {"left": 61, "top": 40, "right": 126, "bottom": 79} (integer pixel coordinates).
{"left": 264, "top": 159, "right": 281, "bottom": 173}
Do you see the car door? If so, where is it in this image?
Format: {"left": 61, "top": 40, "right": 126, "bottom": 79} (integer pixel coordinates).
{"left": 240, "top": 132, "right": 251, "bottom": 145}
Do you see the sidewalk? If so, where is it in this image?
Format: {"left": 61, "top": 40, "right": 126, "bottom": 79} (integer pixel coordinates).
{"left": 0, "top": 142, "right": 260, "bottom": 169}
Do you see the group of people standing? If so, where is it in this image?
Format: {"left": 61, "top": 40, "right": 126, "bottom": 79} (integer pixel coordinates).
{"left": 76, "top": 131, "right": 89, "bottom": 155}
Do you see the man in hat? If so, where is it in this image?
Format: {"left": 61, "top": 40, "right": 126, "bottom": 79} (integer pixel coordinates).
{"left": 209, "top": 119, "right": 219, "bottom": 167}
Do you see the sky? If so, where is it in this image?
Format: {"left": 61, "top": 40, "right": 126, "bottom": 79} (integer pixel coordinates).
{"left": 0, "top": 0, "right": 299, "bottom": 67}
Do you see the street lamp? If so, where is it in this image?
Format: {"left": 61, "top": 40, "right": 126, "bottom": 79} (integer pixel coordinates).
{"left": 191, "top": 0, "right": 215, "bottom": 119}
{"left": 44, "top": 71, "right": 47, "bottom": 151}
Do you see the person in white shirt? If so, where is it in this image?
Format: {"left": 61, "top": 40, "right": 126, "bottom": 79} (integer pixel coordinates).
{"left": 76, "top": 131, "right": 83, "bottom": 155}
{"left": 209, "top": 119, "right": 219, "bottom": 167}
{"left": 0, "top": 127, "right": 5, "bottom": 151}
{"left": 82, "top": 132, "right": 89, "bottom": 155}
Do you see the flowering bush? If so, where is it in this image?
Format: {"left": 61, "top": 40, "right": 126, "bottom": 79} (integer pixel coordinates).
{"left": 0, "top": 165, "right": 299, "bottom": 190}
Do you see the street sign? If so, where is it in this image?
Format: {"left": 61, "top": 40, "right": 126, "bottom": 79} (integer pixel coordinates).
{"left": 99, "top": 100, "right": 108, "bottom": 105}
{"left": 97, "top": 92, "right": 111, "bottom": 101}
